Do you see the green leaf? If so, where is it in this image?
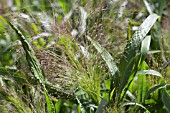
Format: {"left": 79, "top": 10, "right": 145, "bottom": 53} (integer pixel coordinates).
{"left": 137, "top": 61, "right": 148, "bottom": 103}
{"left": 145, "top": 99, "right": 157, "bottom": 105}
{"left": 119, "top": 13, "right": 159, "bottom": 78}
{"left": 162, "top": 90, "right": 170, "bottom": 113}
{"left": 118, "top": 14, "right": 159, "bottom": 102}
{"left": 87, "top": 36, "right": 118, "bottom": 77}
{"left": 121, "top": 102, "right": 150, "bottom": 113}
{"left": 136, "top": 70, "right": 163, "bottom": 78}
{"left": 55, "top": 99, "right": 63, "bottom": 113}
{"left": 0, "top": 16, "right": 45, "bottom": 85}
{"left": 146, "top": 84, "right": 165, "bottom": 99}
{"left": 44, "top": 90, "right": 55, "bottom": 113}
{"left": 143, "top": 0, "right": 153, "bottom": 14}
{"left": 0, "top": 16, "right": 55, "bottom": 113}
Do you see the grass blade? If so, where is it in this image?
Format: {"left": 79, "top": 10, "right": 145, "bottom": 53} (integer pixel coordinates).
{"left": 55, "top": 99, "right": 63, "bottom": 113}
{"left": 0, "top": 16, "right": 45, "bottom": 84}
{"left": 162, "top": 90, "right": 170, "bottom": 113}
{"left": 0, "top": 16, "right": 55, "bottom": 113}
{"left": 137, "top": 61, "right": 147, "bottom": 103}
{"left": 136, "top": 70, "right": 163, "bottom": 78}
{"left": 87, "top": 36, "right": 118, "bottom": 77}
{"left": 44, "top": 90, "right": 55, "bottom": 113}
{"left": 136, "top": 36, "right": 151, "bottom": 103}
{"left": 143, "top": 0, "right": 153, "bottom": 14}
{"left": 121, "top": 102, "right": 150, "bottom": 113}
{"left": 146, "top": 84, "right": 165, "bottom": 99}
{"left": 118, "top": 14, "right": 159, "bottom": 102}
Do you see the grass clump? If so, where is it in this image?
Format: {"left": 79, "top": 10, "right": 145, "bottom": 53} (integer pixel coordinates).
{"left": 0, "top": 0, "right": 170, "bottom": 113}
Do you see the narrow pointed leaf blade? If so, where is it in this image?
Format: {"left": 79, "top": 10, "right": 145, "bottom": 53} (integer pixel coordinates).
{"left": 87, "top": 36, "right": 118, "bottom": 76}
{"left": 118, "top": 14, "right": 159, "bottom": 98}
{"left": 119, "top": 14, "right": 159, "bottom": 72}
{"left": 121, "top": 102, "right": 150, "bottom": 112}
{"left": 44, "top": 89, "right": 55, "bottom": 113}
{"left": 139, "top": 14, "right": 159, "bottom": 38}
{"left": 0, "top": 16, "right": 45, "bottom": 84}
{"left": 119, "top": 14, "right": 159, "bottom": 75}
{"left": 55, "top": 99, "right": 62, "bottom": 113}
{"left": 146, "top": 84, "right": 165, "bottom": 99}
{"left": 0, "top": 16, "right": 55, "bottom": 113}
{"left": 162, "top": 90, "right": 170, "bottom": 113}
{"left": 136, "top": 70, "right": 163, "bottom": 78}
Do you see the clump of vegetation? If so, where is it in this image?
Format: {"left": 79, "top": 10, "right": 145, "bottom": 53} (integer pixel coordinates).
{"left": 0, "top": 0, "right": 170, "bottom": 113}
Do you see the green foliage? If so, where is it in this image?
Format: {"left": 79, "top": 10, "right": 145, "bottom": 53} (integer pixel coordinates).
{"left": 0, "top": 0, "right": 170, "bottom": 113}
